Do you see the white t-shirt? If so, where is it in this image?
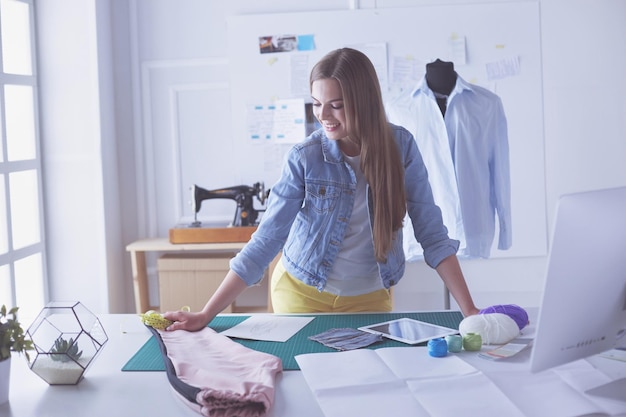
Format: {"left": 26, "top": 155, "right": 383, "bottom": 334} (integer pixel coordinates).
{"left": 324, "top": 154, "right": 383, "bottom": 296}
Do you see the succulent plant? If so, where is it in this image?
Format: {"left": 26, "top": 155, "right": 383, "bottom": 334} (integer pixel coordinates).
{"left": 50, "top": 337, "right": 83, "bottom": 362}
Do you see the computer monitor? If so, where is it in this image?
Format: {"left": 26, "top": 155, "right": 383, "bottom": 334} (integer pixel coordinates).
{"left": 529, "top": 186, "right": 626, "bottom": 400}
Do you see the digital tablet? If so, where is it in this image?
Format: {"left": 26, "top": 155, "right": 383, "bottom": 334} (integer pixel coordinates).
{"left": 358, "top": 318, "right": 458, "bottom": 345}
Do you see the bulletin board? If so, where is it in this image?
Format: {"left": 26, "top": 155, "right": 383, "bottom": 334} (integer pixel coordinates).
{"left": 225, "top": 1, "right": 547, "bottom": 258}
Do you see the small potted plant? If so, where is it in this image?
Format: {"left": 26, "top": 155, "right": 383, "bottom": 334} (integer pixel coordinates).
{"left": 0, "top": 305, "right": 34, "bottom": 404}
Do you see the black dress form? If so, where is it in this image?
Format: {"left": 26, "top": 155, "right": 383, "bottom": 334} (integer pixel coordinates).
{"left": 425, "top": 59, "right": 457, "bottom": 116}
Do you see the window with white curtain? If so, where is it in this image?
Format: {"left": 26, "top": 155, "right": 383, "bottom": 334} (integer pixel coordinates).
{"left": 0, "top": 0, "right": 46, "bottom": 319}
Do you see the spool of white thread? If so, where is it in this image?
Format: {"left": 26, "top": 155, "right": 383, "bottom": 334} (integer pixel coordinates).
{"left": 458, "top": 313, "right": 520, "bottom": 345}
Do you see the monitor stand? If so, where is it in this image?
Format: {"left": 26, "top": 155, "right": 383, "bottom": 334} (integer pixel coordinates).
{"left": 585, "top": 377, "right": 626, "bottom": 402}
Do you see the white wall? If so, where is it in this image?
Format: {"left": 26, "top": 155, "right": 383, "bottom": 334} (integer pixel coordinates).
{"left": 37, "top": 0, "right": 626, "bottom": 313}
{"left": 36, "top": 0, "right": 108, "bottom": 313}
{"left": 36, "top": 0, "right": 127, "bottom": 313}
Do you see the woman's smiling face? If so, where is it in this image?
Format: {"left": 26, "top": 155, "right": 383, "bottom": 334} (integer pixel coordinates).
{"left": 311, "top": 78, "right": 348, "bottom": 141}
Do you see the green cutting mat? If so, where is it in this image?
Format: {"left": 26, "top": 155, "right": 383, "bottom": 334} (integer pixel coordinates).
{"left": 122, "top": 311, "right": 463, "bottom": 371}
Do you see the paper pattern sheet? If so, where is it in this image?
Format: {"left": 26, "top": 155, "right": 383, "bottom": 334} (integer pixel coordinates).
{"left": 220, "top": 315, "right": 314, "bottom": 342}
{"left": 295, "top": 347, "right": 525, "bottom": 417}
{"left": 486, "top": 366, "right": 619, "bottom": 417}
{"left": 296, "top": 347, "right": 626, "bottom": 417}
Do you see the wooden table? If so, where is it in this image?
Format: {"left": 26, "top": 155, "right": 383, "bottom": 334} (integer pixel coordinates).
{"left": 126, "top": 238, "right": 246, "bottom": 313}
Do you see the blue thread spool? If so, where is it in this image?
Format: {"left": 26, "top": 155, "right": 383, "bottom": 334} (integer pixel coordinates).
{"left": 427, "top": 337, "right": 448, "bottom": 357}
{"left": 445, "top": 334, "right": 463, "bottom": 353}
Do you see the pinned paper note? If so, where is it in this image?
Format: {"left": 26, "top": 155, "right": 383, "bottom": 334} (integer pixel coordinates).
{"left": 486, "top": 55, "right": 521, "bottom": 81}
{"left": 246, "top": 98, "right": 306, "bottom": 143}
{"left": 259, "top": 34, "right": 315, "bottom": 54}
{"left": 297, "top": 34, "right": 315, "bottom": 51}
{"left": 449, "top": 35, "right": 467, "bottom": 66}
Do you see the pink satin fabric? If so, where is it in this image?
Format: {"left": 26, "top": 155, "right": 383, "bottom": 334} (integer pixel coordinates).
{"left": 159, "top": 327, "right": 283, "bottom": 417}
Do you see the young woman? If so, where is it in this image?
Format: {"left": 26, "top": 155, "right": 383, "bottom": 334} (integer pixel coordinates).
{"left": 164, "top": 48, "right": 479, "bottom": 332}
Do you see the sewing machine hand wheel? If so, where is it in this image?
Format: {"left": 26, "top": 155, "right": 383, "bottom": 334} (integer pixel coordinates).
{"left": 254, "top": 182, "right": 270, "bottom": 205}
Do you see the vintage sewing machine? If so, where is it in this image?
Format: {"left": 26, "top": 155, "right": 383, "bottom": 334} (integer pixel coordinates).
{"left": 169, "top": 182, "right": 270, "bottom": 244}
{"left": 191, "top": 182, "right": 269, "bottom": 227}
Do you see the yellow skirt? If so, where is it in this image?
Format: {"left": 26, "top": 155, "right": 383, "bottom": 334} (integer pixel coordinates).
{"left": 270, "top": 258, "right": 392, "bottom": 313}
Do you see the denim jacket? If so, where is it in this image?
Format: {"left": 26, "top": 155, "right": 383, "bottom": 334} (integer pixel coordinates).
{"left": 230, "top": 123, "right": 459, "bottom": 291}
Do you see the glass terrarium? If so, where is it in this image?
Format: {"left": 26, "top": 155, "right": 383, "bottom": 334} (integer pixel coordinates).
{"left": 26, "top": 301, "right": 108, "bottom": 385}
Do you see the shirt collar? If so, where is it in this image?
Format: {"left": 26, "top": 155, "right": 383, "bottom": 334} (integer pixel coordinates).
{"left": 321, "top": 134, "right": 344, "bottom": 164}
{"left": 411, "top": 74, "right": 474, "bottom": 99}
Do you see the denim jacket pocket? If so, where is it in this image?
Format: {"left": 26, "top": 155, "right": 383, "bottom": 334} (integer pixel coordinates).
{"left": 305, "top": 182, "right": 341, "bottom": 214}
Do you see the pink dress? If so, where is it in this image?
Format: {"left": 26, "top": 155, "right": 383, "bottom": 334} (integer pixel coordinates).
{"left": 149, "top": 326, "right": 283, "bottom": 417}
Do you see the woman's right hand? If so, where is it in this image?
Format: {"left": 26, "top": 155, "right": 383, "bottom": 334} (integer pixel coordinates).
{"left": 162, "top": 270, "right": 249, "bottom": 332}
{"left": 162, "top": 309, "right": 212, "bottom": 332}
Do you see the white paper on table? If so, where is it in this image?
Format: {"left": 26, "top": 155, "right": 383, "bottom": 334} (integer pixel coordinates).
{"left": 296, "top": 350, "right": 430, "bottom": 417}
{"left": 295, "top": 350, "right": 399, "bottom": 390}
{"left": 483, "top": 359, "right": 626, "bottom": 417}
{"left": 296, "top": 347, "right": 525, "bottom": 417}
{"left": 553, "top": 360, "right": 626, "bottom": 416}
{"left": 375, "top": 346, "right": 477, "bottom": 379}
{"left": 220, "top": 315, "right": 314, "bottom": 342}
{"left": 407, "top": 373, "right": 525, "bottom": 417}
{"left": 310, "top": 380, "right": 431, "bottom": 417}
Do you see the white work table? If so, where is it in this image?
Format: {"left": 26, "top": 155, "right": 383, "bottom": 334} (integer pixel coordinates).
{"left": 2, "top": 313, "right": 625, "bottom": 417}
{"left": 2, "top": 314, "right": 321, "bottom": 417}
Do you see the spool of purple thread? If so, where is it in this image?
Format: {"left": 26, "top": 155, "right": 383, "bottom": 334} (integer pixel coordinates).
{"left": 479, "top": 304, "right": 529, "bottom": 330}
{"left": 427, "top": 337, "right": 448, "bottom": 357}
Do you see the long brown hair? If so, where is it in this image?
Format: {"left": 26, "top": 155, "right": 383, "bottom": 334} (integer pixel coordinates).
{"left": 310, "top": 48, "right": 406, "bottom": 262}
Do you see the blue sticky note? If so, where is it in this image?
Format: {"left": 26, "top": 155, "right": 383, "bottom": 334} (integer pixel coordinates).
{"left": 298, "top": 35, "right": 315, "bottom": 51}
